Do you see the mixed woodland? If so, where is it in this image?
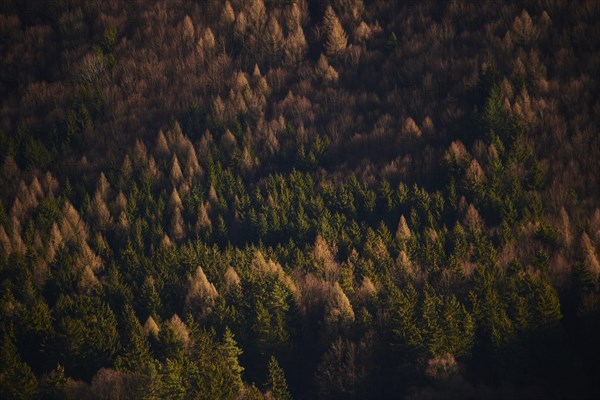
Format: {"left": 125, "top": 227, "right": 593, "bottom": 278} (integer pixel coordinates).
{"left": 1, "top": 0, "right": 600, "bottom": 398}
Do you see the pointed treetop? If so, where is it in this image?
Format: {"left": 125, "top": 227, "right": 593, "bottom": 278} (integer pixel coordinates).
{"left": 169, "top": 314, "right": 191, "bottom": 347}
{"left": 396, "top": 215, "right": 412, "bottom": 241}
{"left": 195, "top": 202, "right": 212, "bottom": 234}
{"left": 402, "top": 117, "right": 422, "bottom": 137}
{"left": 116, "top": 191, "right": 127, "bottom": 213}
{"left": 325, "top": 282, "right": 355, "bottom": 326}
{"left": 203, "top": 27, "right": 215, "bottom": 50}
{"left": 170, "top": 154, "right": 184, "bottom": 184}
{"left": 224, "top": 266, "right": 241, "bottom": 290}
{"left": 284, "top": 2, "right": 302, "bottom": 31}
{"left": 247, "top": 0, "right": 266, "bottom": 30}
{"left": 29, "top": 176, "right": 43, "bottom": 199}
{"left": 0, "top": 225, "right": 12, "bottom": 258}
{"left": 156, "top": 129, "right": 170, "bottom": 157}
{"left": 143, "top": 315, "right": 160, "bottom": 337}
{"left": 354, "top": 21, "right": 373, "bottom": 43}
{"left": 170, "top": 206, "right": 186, "bottom": 241}
{"left": 465, "top": 204, "right": 483, "bottom": 233}
{"left": 284, "top": 24, "right": 308, "bottom": 65}
{"left": 43, "top": 171, "right": 59, "bottom": 196}
{"left": 185, "top": 265, "right": 219, "bottom": 317}
{"left": 221, "top": 1, "right": 236, "bottom": 26}
{"left": 97, "top": 171, "right": 110, "bottom": 200}
{"left": 358, "top": 276, "right": 377, "bottom": 300}
{"left": 121, "top": 154, "right": 133, "bottom": 179}
{"left": 323, "top": 5, "right": 347, "bottom": 56}
{"left": 234, "top": 11, "right": 248, "bottom": 39}
{"left": 208, "top": 184, "right": 219, "bottom": 205}
{"left": 182, "top": 15, "right": 195, "bottom": 43}
{"left": 267, "top": 356, "right": 292, "bottom": 400}
{"left": 145, "top": 156, "right": 160, "bottom": 183}
{"left": 168, "top": 187, "right": 183, "bottom": 211}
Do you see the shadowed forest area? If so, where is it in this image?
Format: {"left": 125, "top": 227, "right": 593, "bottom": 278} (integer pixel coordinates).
{"left": 1, "top": 0, "right": 600, "bottom": 398}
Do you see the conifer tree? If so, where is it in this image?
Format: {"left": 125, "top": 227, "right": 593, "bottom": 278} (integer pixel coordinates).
{"left": 185, "top": 266, "right": 219, "bottom": 318}
{"left": 358, "top": 276, "right": 377, "bottom": 301}
{"left": 156, "top": 322, "right": 185, "bottom": 362}
{"left": 121, "top": 155, "right": 133, "bottom": 186}
{"left": 117, "top": 211, "right": 130, "bottom": 234}
{"left": 512, "top": 9, "right": 539, "bottom": 45}
{"left": 60, "top": 200, "right": 88, "bottom": 243}
{"left": 54, "top": 296, "right": 119, "bottom": 378}
{"left": 266, "top": 356, "right": 291, "bottom": 400}
{"left": 591, "top": 209, "right": 600, "bottom": 243}
{"left": 140, "top": 276, "right": 162, "bottom": 317}
{"left": 116, "top": 305, "right": 152, "bottom": 372}
{"left": 195, "top": 202, "right": 212, "bottom": 236}
{"left": 160, "top": 358, "right": 186, "bottom": 400}
{"left": 169, "top": 314, "right": 191, "bottom": 349}
{"left": 316, "top": 53, "right": 339, "bottom": 83}
{"left": 266, "top": 281, "right": 292, "bottom": 345}
{"left": 220, "top": 129, "right": 238, "bottom": 157}
{"left": 29, "top": 176, "right": 43, "bottom": 200}
{"left": 396, "top": 215, "right": 412, "bottom": 241}
{"left": 97, "top": 172, "right": 111, "bottom": 200}
{"left": 284, "top": 3, "right": 302, "bottom": 31}
{"left": 465, "top": 204, "right": 483, "bottom": 234}
{"left": 0, "top": 226, "right": 11, "bottom": 258}
{"left": 451, "top": 222, "right": 468, "bottom": 260}
{"left": 534, "top": 282, "right": 562, "bottom": 327}
{"left": 91, "top": 190, "right": 113, "bottom": 230}
{"left": 168, "top": 187, "right": 183, "bottom": 213}
{"left": 42, "top": 171, "right": 59, "bottom": 197}
{"left": 79, "top": 264, "right": 101, "bottom": 293}
{"left": 402, "top": 117, "right": 422, "bottom": 137}
{"left": 220, "top": 2, "right": 235, "bottom": 27}
{"left": 314, "top": 235, "right": 338, "bottom": 280}
{"left": 182, "top": 15, "right": 195, "bottom": 43}
{"left": 323, "top": 6, "right": 347, "bottom": 56}
{"left": 354, "top": 21, "right": 372, "bottom": 43}
{"left": 263, "top": 16, "right": 285, "bottom": 64}
{"left": 284, "top": 25, "right": 308, "bottom": 65}
{"left": 38, "top": 364, "right": 66, "bottom": 400}
{"left": 208, "top": 184, "right": 219, "bottom": 206}
{"left": 385, "top": 283, "right": 422, "bottom": 350}
{"left": 421, "top": 286, "right": 445, "bottom": 357}
{"left": 219, "top": 328, "right": 244, "bottom": 399}
{"left": 234, "top": 11, "right": 248, "bottom": 41}
{"left": 185, "top": 146, "right": 202, "bottom": 181}
{"left": 247, "top": 0, "right": 266, "bottom": 31}
{"left": 115, "top": 190, "right": 127, "bottom": 213}
{"left": 252, "top": 64, "right": 270, "bottom": 96}
{"left": 155, "top": 130, "right": 170, "bottom": 158}
{"left": 170, "top": 206, "right": 186, "bottom": 242}
{"left": 133, "top": 139, "right": 148, "bottom": 167}
{"left": 144, "top": 315, "right": 160, "bottom": 338}
{"left": 170, "top": 155, "right": 184, "bottom": 184}
{"left": 325, "top": 282, "right": 355, "bottom": 328}
{"left": 0, "top": 330, "right": 38, "bottom": 400}
{"left": 581, "top": 232, "right": 600, "bottom": 278}
{"left": 224, "top": 267, "right": 241, "bottom": 291}
{"left": 9, "top": 216, "right": 26, "bottom": 255}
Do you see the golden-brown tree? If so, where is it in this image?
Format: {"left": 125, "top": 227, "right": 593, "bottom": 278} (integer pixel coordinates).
{"left": 323, "top": 6, "right": 347, "bottom": 56}
{"left": 185, "top": 265, "right": 219, "bottom": 318}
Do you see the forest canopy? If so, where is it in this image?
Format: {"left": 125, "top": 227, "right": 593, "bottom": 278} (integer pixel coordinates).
{"left": 1, "top": 0, "right": 599, "bottom": 399}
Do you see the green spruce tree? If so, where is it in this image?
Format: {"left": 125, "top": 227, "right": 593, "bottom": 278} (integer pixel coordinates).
{"left": 267, "top": 356, "right": 291, "bottom": 400}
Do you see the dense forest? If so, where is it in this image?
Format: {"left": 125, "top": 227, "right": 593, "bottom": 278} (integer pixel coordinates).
{"left": 1, "top": 0, "right": 599, "bottom": 398}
